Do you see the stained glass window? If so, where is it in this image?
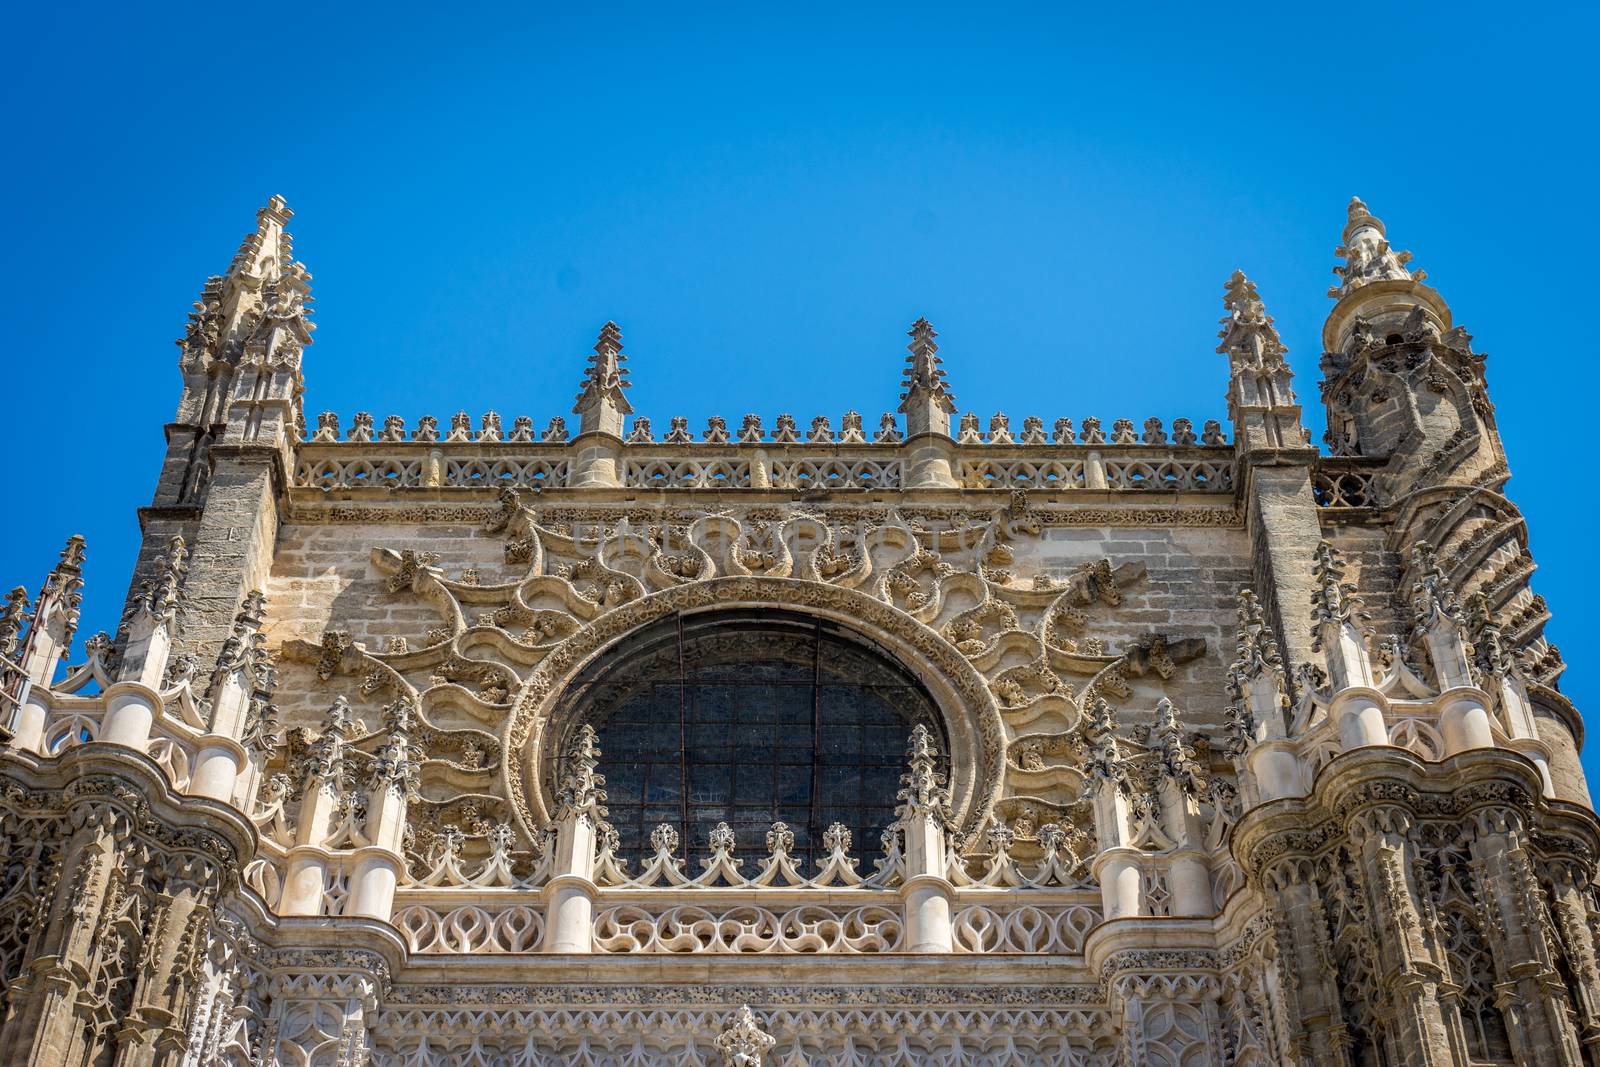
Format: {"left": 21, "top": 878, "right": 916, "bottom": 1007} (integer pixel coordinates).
{"left": 553, "top": 611, "right": 943, "bottom": 870}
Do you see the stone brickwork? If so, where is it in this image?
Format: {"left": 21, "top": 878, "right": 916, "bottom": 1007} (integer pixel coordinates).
{"left": 0, "top": 196, "right": 1591, "bottom": 1066}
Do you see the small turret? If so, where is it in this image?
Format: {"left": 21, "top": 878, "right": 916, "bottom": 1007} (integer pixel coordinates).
{"left": 1219, "top": 271, "right": 1308, "bottom": 454}
{"left": 573, "top": 321, "right": 632, "bottom": 438}
{"left": 21, "top": 536, "right": 87, "bottom": 687}
{"left": 897, "top": 318, "right": 956, "bottom": 438}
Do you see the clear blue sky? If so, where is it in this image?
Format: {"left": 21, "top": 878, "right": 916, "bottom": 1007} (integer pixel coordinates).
{"left": 4, "top": 5, "right": 1596, "bottom": 772}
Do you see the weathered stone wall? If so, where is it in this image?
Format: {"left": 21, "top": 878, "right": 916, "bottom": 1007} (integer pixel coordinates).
{"left": 263, "top": 515, "right": 1252, "bottom": 731}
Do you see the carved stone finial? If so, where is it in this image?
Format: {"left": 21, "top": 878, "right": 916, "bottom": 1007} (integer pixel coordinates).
{"left": 716, "top": 1004, "right": 776, "bottom": 1066}
{"left": 573, "top": 321, "right": 633, "bottom": 436}
{"left": 1467, "top": 591, "right": 1515, "bottom": 679}
{"left": 1330, "top": 196, "right": 1425, "bottom": 298}
{"left": 134, "top": 535, "right": 189, "bottom": 627}
{"left": 896, "top": 723, "right": 952, "bottom": 824}
{"left": 1225, "top": 590, "right": 1287, "bottom": 754}
{"left": 1408, "top": 540, "right": 1465, "bottom": 633}
{"left": 0, "top": 587, "right": 27, "bottom": 658}
{"left": 1081, "top": 697, "right": 1128, "bottom": 790}
{"left": 36, "top": 534, "right": 88, "bottom": 653}
{"left": 324, "top": 694, "right": 362, "bottom": 740}
{"left": 765, "top": 821, "right": 794, "bottom": 857}
{"left": 1309, "top": 540, "right": 1369, "bottom": 651}
{"left": 370, "top": 696, "right": 423, "bottom": 797}
{"left": 214, "top": 590, "right": 267, "bottom": 684}
{"left": 553, "top": 724, "right": 608, "bottom": 826}
{"left": 898, "top": 317, "right": 956, "bottom": 437}
{"left": 1152, "top": 697, "right": 1204, "bottom": 794}
{"left": 707, "top": 821, "right": 738, "bottom": 854}
{"left": 1217, "top": 271, "right": 1288, "bottom": 365}
{"left": 1408, "top": 540, "right": 1477, "bottom": 689}
{"left": 650, "top": 823, "right": 679, "bottom": 856}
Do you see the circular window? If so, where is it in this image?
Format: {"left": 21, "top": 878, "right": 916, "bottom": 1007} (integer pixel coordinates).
{"left": 549, "top": 610, "right": 944, "bottom": 869}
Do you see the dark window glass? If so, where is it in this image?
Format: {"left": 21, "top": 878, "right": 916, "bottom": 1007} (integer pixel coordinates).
{"left": 552, "top": 612, "right": 942, "bottom": 869}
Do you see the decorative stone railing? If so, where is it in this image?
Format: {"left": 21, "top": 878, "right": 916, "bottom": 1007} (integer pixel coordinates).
{"left": 304, "top": 410, "right": 1228, "bottom": 450}
{"left": 385, "top": 818, "right": 1102, "bottom": 956}
{"left": 1311, "top": 456, "right": 1385, "bottom": 509}
{"left": 293, "top": 447, "right": 571, "bottom": 492}
{"left": 959, "top": 448, "right": 1232, "bottom": 492}
{"left": 290, "top": 436, "right": 1237, "bottom": 494}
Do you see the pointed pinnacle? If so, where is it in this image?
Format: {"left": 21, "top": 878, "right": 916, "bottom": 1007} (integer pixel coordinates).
{"left": 907, "top": 317, "right": 938, "bottom": 352}
{"left": 1342, "top": 194, "right": 1390, "bottom": 243}
{"left": 260, "top": 194, "right": 293, "bottom": 222}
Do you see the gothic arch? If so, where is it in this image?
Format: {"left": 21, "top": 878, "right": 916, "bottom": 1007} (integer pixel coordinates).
{"left": 502, "top": 576, "right": 1006, "bottom": 842}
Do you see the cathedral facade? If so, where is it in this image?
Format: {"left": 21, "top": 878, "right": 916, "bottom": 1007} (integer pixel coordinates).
{"left": 0, "top": 196, "right": 1593, "bottom": 1065}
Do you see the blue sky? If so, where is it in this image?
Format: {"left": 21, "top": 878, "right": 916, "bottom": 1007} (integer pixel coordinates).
{"left": 4, "top": 4, "right": 1596, "bottom": 772}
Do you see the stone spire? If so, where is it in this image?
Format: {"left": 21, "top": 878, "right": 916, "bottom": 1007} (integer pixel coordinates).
{"left": 20, "top": 535, "right": 86, "bottom": 685}
{"left": 1225, "top": 590, "right": 1288, "bottom": 754}
{"left": 0, "top": 589, "right": 26, "bottom": 661}
{"left": 573, "top": 322, "right": 633, "bottom": 438}
{"left": 1218, "top": 271, "right": 1307, "bottom": 453}
{"left": 553, "top": 724, "right": 609, "bottom": 827}
{"left": 1408, "top": 541, "right": 1474, "bottom": 690}
{"left": 174, "top": 196, "right": 314, "bottom": 446}
{"left": 1218, "top": 271, "right": 1287, "bottom": 360}
{"left": 1329, "top": 197, "right": 1425, "bottom": 299}
{"left": 898, "top": 318, "right": 956, "bottom": 438}
{"left": 895, "top": 723, "right": 952, "bottom": 825}
{"left": 116, "top": 535, "right": 188, "bottom": 687}
{"left": 1310, "top": 540, "right": 1374, "bottom": 690}
{"left": 1320, "top": 195, "right": 1451, "bottom": 362}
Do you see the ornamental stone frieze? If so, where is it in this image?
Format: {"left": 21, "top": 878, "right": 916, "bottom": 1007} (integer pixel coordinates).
{"left": 0, "top": 195, "right": 1591, "bottom": 1066}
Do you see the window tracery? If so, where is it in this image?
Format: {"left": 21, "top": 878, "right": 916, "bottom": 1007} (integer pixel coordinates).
{"left": 551, "top": 611, "right": 943, "bottom": 869}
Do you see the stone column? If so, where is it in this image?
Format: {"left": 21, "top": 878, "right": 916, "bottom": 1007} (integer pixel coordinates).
{"left": 1466, "top": 806, "right": 1585, "bottom": 1065}
{"left": 1151, "top": 699, "right": 1213, "bottom": 917}
{"left": 110, "top": 852, "right": 222, "bottom": 1067}
{"left": 190, "top": 592, "right": 266, "bottom": 802}
{"left": 9, "top": 536, "right": 87, "bottom": 754}
{"left": 1227, "top": 591, "right": 1304, "bottom": 804}
{"left": 0, "top": 799, "right": 136, "bottom": 1066}
{"left": 347, "top": 701, "right": 420, "bottom": 922}
{"left": 101, "top": 536, "right": 187, "bottom": 751}
{"left": 1262, "top": 857, "right": 1355, "bottom": 1067}
{"left": 544, "top": 725, "right": 605, "bottom": 953}
{"left": 895, "top": 724, "right": 955, "bottom": 952}
{"left": 1346, "top": 807, "right": 1459, "bottom": 1066}
{"left": 1082, "top": 699, "right": 1141, "bottom": 919}
{"left": 1547, "top": 860, "right": 1600, "bottom": 1061}
{"left": 280, "top": 700, "right": 359, "bottom": 917}
{"left": 1311, "top": 541, "right": 1389, "bottom": 750}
